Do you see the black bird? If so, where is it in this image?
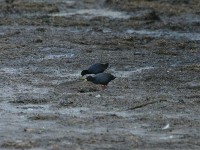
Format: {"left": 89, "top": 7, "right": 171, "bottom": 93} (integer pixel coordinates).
{"left": 81, "top": 63, "right": 109, "bottom": 76}
{"left": 5, "top": 0, "right": 14, "bottom": 4}
{"left": 86, "top": 73, "right": 116, "bottom": 88}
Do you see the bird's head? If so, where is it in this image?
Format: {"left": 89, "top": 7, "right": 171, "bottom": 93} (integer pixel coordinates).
{"left": 104, "top": 63, "right": 109, "bottom": 68}
{"left": 81, "top": 70, "right": 88, "bottom": 76}
{"left": 86, "top": 76, "right": 94, "bottom": 82}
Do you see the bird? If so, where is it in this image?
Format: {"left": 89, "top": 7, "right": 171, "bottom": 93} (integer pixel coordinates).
{"left": 86, "top": 73, "right": 116, "bottom": 89}
{"left": 5, "top": 0, "right": 14, "bottom": 4}
{"left": 81, "top": 63, "right": 109, "bottom": 76}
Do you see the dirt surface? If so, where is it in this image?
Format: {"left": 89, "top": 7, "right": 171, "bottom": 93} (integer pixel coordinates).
{"left": 0, "top": 0, "right": 200, "bottom": 149}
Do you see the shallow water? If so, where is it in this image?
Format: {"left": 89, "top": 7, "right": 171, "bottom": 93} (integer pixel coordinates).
{"left": 49, "top": 9, "right": 130, "bottom": 19}
{"left": 126, "top": 29, "right": 200, "bottom": 41}
{"left": 0, "top": 0, "right": 200, "bottom": 149}
{"left": 42, "top": 53, "right": 75, "bottom": 60}
{"left": 111, "top": 66, "right": 155, "bottom": 78}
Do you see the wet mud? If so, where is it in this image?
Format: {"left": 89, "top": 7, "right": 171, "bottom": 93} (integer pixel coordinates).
{"left": 0, "top": 0, "right": 200, "bottom": 149}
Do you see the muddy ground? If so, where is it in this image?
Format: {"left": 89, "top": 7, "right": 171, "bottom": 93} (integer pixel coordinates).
{"left": 0, "top": 0, "right": 200, "bottom": 149}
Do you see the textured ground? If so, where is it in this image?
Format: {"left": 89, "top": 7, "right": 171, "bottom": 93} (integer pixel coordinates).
{"left": 0, "top": 0, "right": 200, "bottom": 149}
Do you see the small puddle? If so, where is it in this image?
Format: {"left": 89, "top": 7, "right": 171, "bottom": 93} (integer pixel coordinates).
{"left": 111, "top": 66, "right": 155, "bottom": 78}
{"left": 42, "top": 53, "right": 75, "bottom": 60}
{"left": 126, "top": 29, "right": 200, "bottom": 41}
{"left": 167, "top": 14, "right": 200, "bottom": 24}
{"left": 0, "top": 101, "right": 49, "bottom": 113}
{"left": 148, "top": 134, "right": 183, "bottom": 142}
{"left": 0, "top": 67, "right": 21, "bottom": 75}
{"left": 0, "top": 101, "right": 90, "bottom": 118}
{"left": 0, "top": 84, "right": 50, "bottom": 99}
{"left": 0, "top": 100, "right": 187, "bottom": 143}
{"left": 58, "top": 107, "right": 90, "bottom": 117}
{"left": 46, "top": 69, "right": 80, "bottom": 79}
{"left": 49, "top": 9, "right": 130, "bottom": 19}
{"left": 17, "top": 84, "right": 50, "bottom": 94}
{"left": 66, "top": 127, "right": 109, "bottom": 134}
{"left": 95, "top": 110, "right": 137, "bottom": 118}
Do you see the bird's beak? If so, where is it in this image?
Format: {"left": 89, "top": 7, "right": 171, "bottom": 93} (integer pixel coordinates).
{"left": 79, "top": 76, "right": 86, "bottom": 80}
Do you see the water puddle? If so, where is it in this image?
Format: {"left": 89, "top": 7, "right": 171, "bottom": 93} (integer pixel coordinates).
{"left": 49, "top": 9, "right": 130, "bottom": 19}
{"left": 164, "top": 113, "right": 200, "bottom": 120}
{"left": 0, "top": 99, "right": 188, "bottom": 143}
{"left": 31, "top": 0, "right": 75, "bottom": 4}
{"left": 0, "top": 67, "right": 22, "bottom": 75}
{"left": 45, "top": 68, "right": 80, "bottom": 79}
{"left": 17, "top": 84, "right": 49, "bottom": 94}
{"left": 95, "top": 110, "right": 137, "bottom": 118}
{"left": 0, "top": 66, "right": 38, "bottom": 76}
{"left": 145, "top": 133, "right": 184, "bottom": 142}
{"left": 65, "top": 27, "right": 92, "bottom": 33}
{"left": 0, "top": 101, "right": 47, "bottom": 113}
{"left": 0, "top": 86, "right": 15, "bottom": 99}
{"left": 58, "top": 107, "right": 91, "bottom": 117}
{"left": 0, "top": 100, "right": 90, "bottom": 119}
{"left": 62, "top": 126, "right": 108, "bottom": 134}
{"left": 0, "top": 84, "right": 50, "bottom": 99}
{"left": 111, "top": 66, "right": 155, "bottom": 77}
{"left": 126, "top": 29, "right": 200, "bottom": 41}
{"left": 42, "top": 53, "right": 75, "bottom": 60}
{"left": 167, "top": 14, "right": 200, "bottom": 24}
